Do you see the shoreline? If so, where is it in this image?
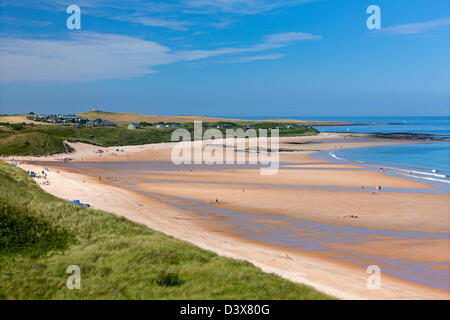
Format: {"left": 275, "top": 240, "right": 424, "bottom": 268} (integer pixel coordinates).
{"left": 312, "top": 145, "right": 450, "bottom": 190}
{"left": 320, "top": 132, "right": 450, "bottom": 141}
{"left": 4, "top": 132, "right": 449, "bottom": 299}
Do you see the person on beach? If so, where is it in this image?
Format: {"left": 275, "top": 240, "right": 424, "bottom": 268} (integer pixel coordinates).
{"left": 372, "top": 186, "right": 382, "bottom": 194}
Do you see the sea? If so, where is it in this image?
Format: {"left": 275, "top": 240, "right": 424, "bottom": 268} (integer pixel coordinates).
{"left": 228, "top": 116, "right": 450, "bottom": 185}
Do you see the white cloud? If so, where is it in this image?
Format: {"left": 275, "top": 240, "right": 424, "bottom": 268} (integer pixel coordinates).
{"left": 0, "top": 31, "right": 320, "bottom": 82}
{"left": 182, "top": 0, "right": 316, "bottom": 15}
{"left": 0, "top": 0, "right": 316, "bottom": 30}
{"left": 170, "top": 32, "right": 320, "bottom": 60}
{"left": 111, "top": 15, "right": 193, "bottom": 31}
{"left": 229, "top": 53, "right": 285, "bottom": 63}
{"left": 379, "top": 18, "right": 450, "bottom": 35}
{"left": 7, "top": 0, "right": 316, "bottom": 15}
{"left": 263, "top": 32, "right": 322, "bottom": 44}
{"left": 0, "top": 16, "right": 52, "bottom": 27}
{"left": 0, "top": 33, "right": 171, "bottom": 82}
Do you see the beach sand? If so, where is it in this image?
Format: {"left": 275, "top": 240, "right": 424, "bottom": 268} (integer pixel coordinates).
{"left": 7, "top": 133, "right": 449, "bottom": 300}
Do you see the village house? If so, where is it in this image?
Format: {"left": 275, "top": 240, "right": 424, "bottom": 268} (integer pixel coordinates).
{"left": 127, "top": 123, "right": 140, "bottom": 130}
{"left": 96, "top": 119, "right": 116, "bottom": 127}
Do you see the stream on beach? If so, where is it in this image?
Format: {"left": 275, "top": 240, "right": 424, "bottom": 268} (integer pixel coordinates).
{"left": 48, "top": 160, "right": 450, "bottom": 292}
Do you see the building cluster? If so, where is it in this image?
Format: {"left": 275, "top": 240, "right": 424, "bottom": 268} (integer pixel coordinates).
{"left": 26, "top": 114, "right": 116, "bottom": 127}
{"left": 270, "top": 124, "right": 295, "bottom": 130}
{"left": 153, "top": 122, "right": 186, "bottom": 128}
{"left": 85, "top": 119, "right": 117, "bottom": 127}
{"left": 127, "top": 122, "right": 187, "bottom": 130}
{"left": 215, "top": 123, "right": 234, "bottom": 129}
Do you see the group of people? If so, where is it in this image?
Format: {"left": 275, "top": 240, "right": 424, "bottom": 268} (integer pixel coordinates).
{"left": 361, "top": 185, "right": 382, "bottom": 194}
{"left": 26, "top": 169, "right": 50, "bottom": 185}
{"left": 373, "top": 185, "right": 382, "bottom": 194}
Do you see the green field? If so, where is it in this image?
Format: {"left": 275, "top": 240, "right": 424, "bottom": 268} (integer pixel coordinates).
{"left": 0, "top": 161, "right": 332, "bottom": 299}
{"left": 0, "top": 120, "right": 318, "bottom": 156}
{"left": 0, "top": 131, "right": 73, "bottom": 156}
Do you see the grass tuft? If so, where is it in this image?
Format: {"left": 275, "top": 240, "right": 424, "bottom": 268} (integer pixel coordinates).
{"left": 155, "top": 271, "right": 182, "bottom": 287}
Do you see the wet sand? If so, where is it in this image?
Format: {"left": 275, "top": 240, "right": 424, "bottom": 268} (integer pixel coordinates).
{"left": 7, "top": 132, "right": 450, "bottom": 299}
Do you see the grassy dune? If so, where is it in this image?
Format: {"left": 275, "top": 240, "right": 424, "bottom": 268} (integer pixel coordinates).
{"left": 79, "top": 110, "right": 348, "bottom": 126}
{"left": 0, "top": 123, "right": 176, "bottom": 155}
{"left": 1, "top": 112, "right": 348, "bottom": 127}
{"left": 0, "top": 115, "right": 52, "bottom": 125}
{"left": 79, "top": 110, "right": 242, "bottom": 126}
{"left": 0, "top": 131, "right": 72, "bottom": 156}
{"left": 0, "top": 161, "right": 332, "bottom": 299}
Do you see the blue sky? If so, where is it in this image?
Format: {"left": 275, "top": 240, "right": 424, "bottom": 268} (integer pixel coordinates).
{"left": 0, "top": 0, "right": 449, "bottom": 117}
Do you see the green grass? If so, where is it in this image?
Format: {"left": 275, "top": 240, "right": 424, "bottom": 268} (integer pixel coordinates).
{"left": 0, "top": 123, "right": 176, "bottom": 155}
{"left": 0, "top": 202, "right": 75, "bottom": 258}
{"left": 0, "top": 131, "right": 73, "bottom": 156}
{"left": 0, "top": 121, "right": 318, "bottom": 156}
{"left": 0, "top": 161, "right": 332, "bottom": 300}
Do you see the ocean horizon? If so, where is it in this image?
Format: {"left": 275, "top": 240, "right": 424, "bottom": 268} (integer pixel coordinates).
{"left": 223, "top": 116, "right": 450, "bottom": 137}
{"left": 226, "top": 116, "right": 450, "bottom": 186}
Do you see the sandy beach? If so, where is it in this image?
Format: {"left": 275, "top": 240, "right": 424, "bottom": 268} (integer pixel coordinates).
{"left": 6, "top": 132, "right": 449, "bottom": 300}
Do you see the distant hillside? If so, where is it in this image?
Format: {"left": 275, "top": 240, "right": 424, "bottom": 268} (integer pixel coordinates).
{"left": 0, "top": 115, "right": 320, "bottom": 156}
{"left": 78, "top": 110, "right": 242, "bottom": 125}
{"left": 78, "top": 110, "right": 348, "bottom": 126}
{"left": 0, "top": 114, "right": 54, "bottom": 125}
